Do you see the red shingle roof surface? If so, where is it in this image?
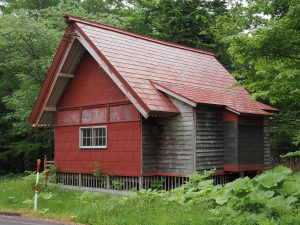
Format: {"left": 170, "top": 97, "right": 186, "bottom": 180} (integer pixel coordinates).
{"left": 71, "top": 16, "right": 276, "bottom": 116}
{"left": 153, "top": 82, "right": 272, "bottom": 115}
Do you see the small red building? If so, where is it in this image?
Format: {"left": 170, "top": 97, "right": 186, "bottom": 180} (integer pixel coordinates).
{"left": 29, "top": 16, "right": 277, "bottom": 190}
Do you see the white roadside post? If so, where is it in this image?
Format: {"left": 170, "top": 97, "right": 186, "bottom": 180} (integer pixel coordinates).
{"left": 34, "top": 159, "right": 41, "bottom": 211}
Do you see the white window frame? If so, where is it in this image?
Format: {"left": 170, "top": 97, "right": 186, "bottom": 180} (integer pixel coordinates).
{"left": 79, "top": 126, "right": 107, "bottom": 149}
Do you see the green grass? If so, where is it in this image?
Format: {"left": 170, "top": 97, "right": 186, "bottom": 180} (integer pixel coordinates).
{"left": 0, "top": 174, "right": 215, "bottom": 225}
{"left": 1, "top": 168, "right": 299, "bottom": 225}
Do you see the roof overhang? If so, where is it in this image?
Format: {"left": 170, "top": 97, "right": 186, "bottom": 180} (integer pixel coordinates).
{"left": 153, "top": 82, "right": 197, "bottom": 107}
{"left": 153, "top": 81, "right": 275, "bottom": 116}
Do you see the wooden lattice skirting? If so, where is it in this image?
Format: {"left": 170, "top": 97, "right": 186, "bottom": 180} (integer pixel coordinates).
{"left": 55, "top": 172, "right": 238, "bottom": 191}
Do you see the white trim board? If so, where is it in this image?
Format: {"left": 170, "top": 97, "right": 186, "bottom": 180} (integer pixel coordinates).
{"left": 153, "top": 83, "right": 197, "bottom": 107}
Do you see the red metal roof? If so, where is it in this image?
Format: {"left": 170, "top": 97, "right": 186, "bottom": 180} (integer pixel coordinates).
{"left": 67, "top": 15, "right": 276, "bottom": 116}
{"left": 153, "top": 82, "right": 275, "bottom": 115}
{"left": 29, "top": 15, "right": 277, "bottom": 125}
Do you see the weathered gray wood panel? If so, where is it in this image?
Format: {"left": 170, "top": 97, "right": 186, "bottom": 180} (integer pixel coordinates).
{"left": 264, "top": 117, "right": 272, "bottom": 169}
{"left": 196, "top": 105, "right": 224, "bottom": 171}
{"left": 142, "top": 97, "right": 194, "bottom": 175}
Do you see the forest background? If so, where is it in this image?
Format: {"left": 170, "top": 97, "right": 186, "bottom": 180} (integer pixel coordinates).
{"left": 0, "top": 0, "right": 299, "bottom": 173}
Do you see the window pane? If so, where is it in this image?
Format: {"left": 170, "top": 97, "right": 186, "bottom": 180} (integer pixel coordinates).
{"left": 81, "top": 127, "right": 106, "bottom": 148}
{"left": 87, "top": 137, "right": 92, "bottom": 146}
{"left": 102, "top": 136, "right": 106, "bottom": 146}
{"left": 81, "top": 128, "right": 93, "bottom": 147}
{"left": 93, "top": 128, "right": 104, "bottom": 147}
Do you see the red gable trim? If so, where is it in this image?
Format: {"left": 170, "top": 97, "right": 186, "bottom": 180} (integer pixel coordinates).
{"left": 29, "top": 23, "right": 152, "bottom": 125}
{"left": 29, "top": 25, "right": 75, "bottom": 125}
{"left": 64, "top": 15, "right": 215, "bottom": 57}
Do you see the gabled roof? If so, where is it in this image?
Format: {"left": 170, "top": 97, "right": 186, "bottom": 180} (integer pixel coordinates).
{"left": 29, "top": 15, "right": 277, "bottom": 126}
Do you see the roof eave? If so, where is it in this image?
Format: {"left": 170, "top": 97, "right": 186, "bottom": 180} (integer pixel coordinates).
{"left": 28, "top": 24, "right": 75, "bottom": 125}
{"left": 153, "top": 82, "right": 197, "bottom": 107}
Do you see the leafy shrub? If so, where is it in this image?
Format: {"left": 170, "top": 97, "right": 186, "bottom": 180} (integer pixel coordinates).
{"left": 121, "top": 166, "right": 300, "bottom": 224}
{"left": 23, "top": 170, "right": 45, "bottom": 188}
{"left": 281, "top": 150, "right": 300, "bottom": 158}
{"left": 150, "top": 179, "right": 164, "bottom": 190}
{"left": 93, "top": 162, "right": 106, "bottom": 180}
{"left": 112, "top": 180, "right": 122, "bottom": 190}
{"left": 47, "top": 163, "right": 58, "bottom": 175}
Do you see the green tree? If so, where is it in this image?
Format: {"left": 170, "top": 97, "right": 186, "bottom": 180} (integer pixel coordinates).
{"left": 126, "top": 0, "right": 231, "bottom": 68}
{"left": 1, "top": 0, "right": 62, "bottom": 13}
{"left": 215, "top": 0, "right": 300, "bottom": 153}
{"left": 0, "top": 0, "right": 130, "bottom": 173}
{"left": 0, "top": 12, "right": 60, "bottom": 173}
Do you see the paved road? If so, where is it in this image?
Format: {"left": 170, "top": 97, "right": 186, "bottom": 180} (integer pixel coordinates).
{"left": 0, "top": 216, "right": 80, "bottom": 225}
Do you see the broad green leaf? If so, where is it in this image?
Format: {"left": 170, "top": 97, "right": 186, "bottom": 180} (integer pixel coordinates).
{"left": 40, "top": 192, "right": 53, "bottom": 200}
{"left": 266, "top": 195, "right": 297, "bottom": 210}
{"left": 249, "top": 190, "right": 275, "bottom": 203}
{"left": 23, "top": 199, "right": 33, "bottom": 205}
{"left": 256, "top": 166, "right": 292, "bottom": 189}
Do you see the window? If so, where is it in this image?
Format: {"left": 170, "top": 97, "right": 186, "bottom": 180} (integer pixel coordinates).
{"left": 80, "top": 126, "right": 107, "bottom": 149}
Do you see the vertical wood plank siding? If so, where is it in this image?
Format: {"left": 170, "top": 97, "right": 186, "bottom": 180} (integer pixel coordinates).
{"left": 142, "top": 97, "right": 194, "bottom": 174}
{"left": 264, "top": 117, "right": 272, "bottom": 169}
{"left": 196, "top": 105, "right": 224, "bottom": 171}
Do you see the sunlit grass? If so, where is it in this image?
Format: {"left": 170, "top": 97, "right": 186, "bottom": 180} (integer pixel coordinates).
{"left": 0, "top": 175, "right": 215, "bottom": 225}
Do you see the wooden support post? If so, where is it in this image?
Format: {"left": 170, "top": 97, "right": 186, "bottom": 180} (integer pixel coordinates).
{"left": 106, "top": 176, "right": 110, "bottom": 189}
{"left": 44, "top": 107, "right": 56, "bottom": 112}
{"left": 58, "top": 73, "right": 74, "bottom": 78}
{"left": 138, "top": 176, "right": 143, "bottom": 190}
{"left": 239, "top": 171, "right": 245, "bottom": 178}
{"left": 79, "top": 173, "right": 82, "bottom": 187}
{"left": 44, "top": 155, "right": 48, "bottom": 187}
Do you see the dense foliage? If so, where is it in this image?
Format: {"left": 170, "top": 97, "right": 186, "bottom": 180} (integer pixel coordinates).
{"left": 0, "top": 166, "right": 299, "bottom": 224}
{"left": 121, "top": 166, "right": 300, "bottom": 225}
{"left": 214, "top": 0, "right": 300, "bottom": 152}
{"left": 0, "top": 0, "right": 299, "bottom": 173}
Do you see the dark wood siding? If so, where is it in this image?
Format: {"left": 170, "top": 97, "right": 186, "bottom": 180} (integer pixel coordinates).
{"left": 223, "top": 122, "right": 238, "bottom": 165}
{"left": 264, "top": 117, "right": 272, "bottom": 169}
{"left": 224, "top": 116, "right": 265, "bottom": 168}
{"left": 142, "top": 97, "right": 194, "bottom": 175}
{"left": 238, "top": 124, "right": 264, "bottom": 164}
{"left": 196, "top": 105, "right": 224, "bottom": 171}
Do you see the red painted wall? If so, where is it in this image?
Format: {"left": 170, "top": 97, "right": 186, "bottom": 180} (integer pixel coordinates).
{"left": 223, "top": 110, "right": 238, "bottom": 123}
{"left": 58, "top": 52, "right": 128, "bottom": 108}
{"left": 55, "top": 53, "right": 142, "bottom": 176}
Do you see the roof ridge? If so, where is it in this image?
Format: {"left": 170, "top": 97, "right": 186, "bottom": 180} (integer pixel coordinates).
{"left": 64, "top": 15, "right": 215, "bottom": 57}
